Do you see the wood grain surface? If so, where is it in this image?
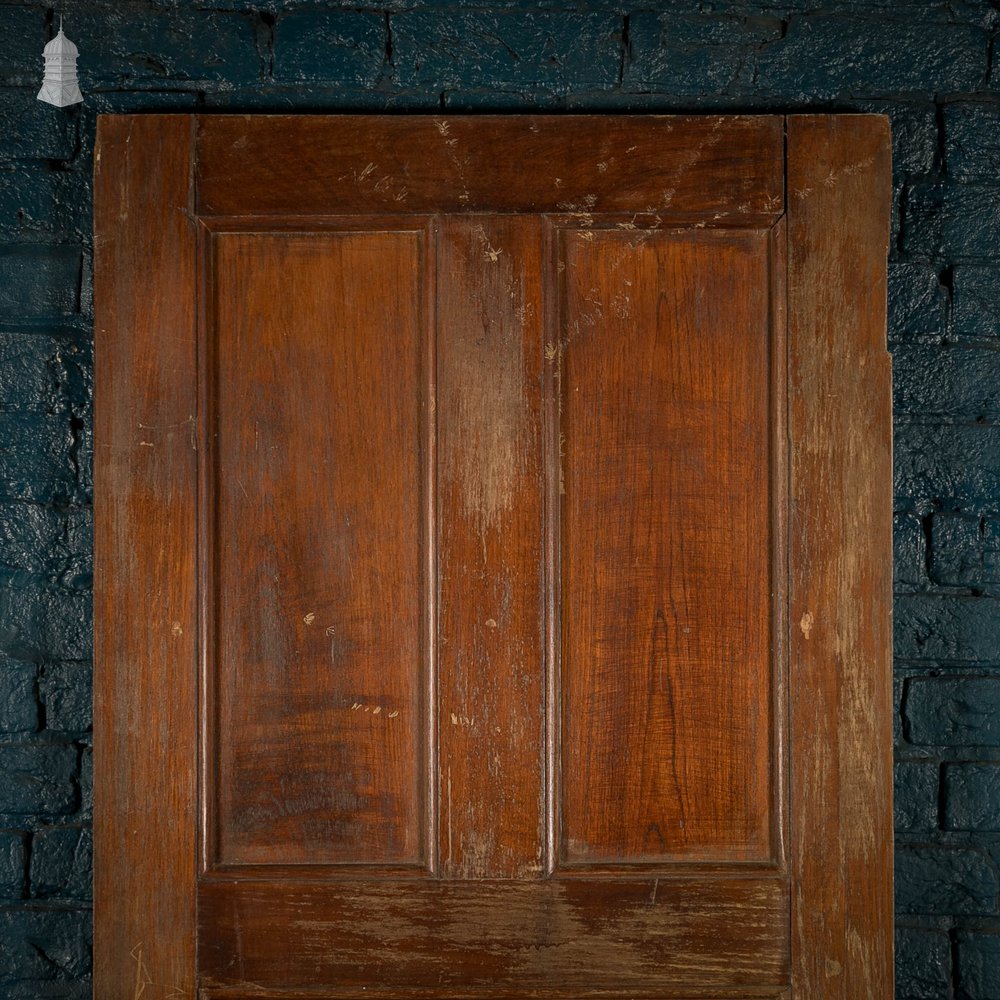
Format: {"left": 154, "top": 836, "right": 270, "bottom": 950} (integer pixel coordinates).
{"left": 206, "top": 228, "right": 427, "bottom": 869}
{"left": 198, "top": 877, "right": 789, "bottom": 992}
{"left": 435, "top": 216, "right": 546, "bottom": 878}
{"left": 786, "top": 115, "right": 894, "bottom": 999}
{"left": 93, "top": 116, "right": 199, "bottom": 998}
{"left": 195, "top": 115, "right": 784, "bottom": 220}
{"left": 557, "top": 226, "right": 776, "bottom": 866}
{"left": 93, "top": 113, "right": 891, "bottom": 1000}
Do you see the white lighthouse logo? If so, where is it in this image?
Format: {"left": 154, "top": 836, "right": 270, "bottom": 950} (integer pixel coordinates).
{"left": 37, "top": 18, "right": 83, "bottom": 108}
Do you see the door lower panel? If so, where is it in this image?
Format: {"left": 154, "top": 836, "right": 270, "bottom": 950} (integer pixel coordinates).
{"left": 198, "top": 878, "right": 789, "bottom": 993}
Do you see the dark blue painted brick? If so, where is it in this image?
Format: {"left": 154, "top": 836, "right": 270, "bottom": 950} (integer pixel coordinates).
{"left": 896, "top": 845, "right": 1000, "bottom": 914}
{"left": 944, "top": 763, "right": 1000, "bottom": 831}
{"left": 0, "top": 90, "right": 77, "bottom": 163}
{"left": 0, "top": 504, "right": 92, "bottom": 588}
{"left": 929, "top": 513, "right": 1000, "bottom": 589}
{"left": 392, "top": 11, "right": 621, "bottom": 92}
{"left": 888, "top": 264, "right": 947, "bottom": 338}
{"left": 39, "top": 664, "right": 91, "bottom": 735}
{"left": 443, "top": 89, "right": 563, "bottom": 111}
{"left": 0, "top": 657, "right": 37, "bottom": 735}
{"left": 29, "top": 827, "right": 91, "bottom": 900}
{"left": 200, "top": 84, "right": 414, "bottom": 111}
{"left": 905, "top": 675, "right": 1000, "bottom": 745}
{"left": 945, "top": 102, "right": 1000, "bottom": 182}
{"left": 748, "top": 15, "right": 986, "bottom": 100}
{"left": 895, "top": 926, "right": 952, "bottom": 998}
{"left": 0, "top": 247, "right": 81, "bottom": 320}
{"left": 895, "top": 423, "right": 1000, "bottom": 508}
{"left": 0, "top": 907, "right": 91, "bottom": 987}
{"left": 955, "top": 266, "right": 1000, "bottom": 337}
{"left": 274, "top": 11, "right": 385, "bottom": 85}
{"left": 958, "top": 930, "right": 1000, "bottom": 998}
{"left": 0, "top": 830, "right": 26, "bottom": 898}
{"left": 0, "top": 413, "right": 78, "bottom": 505}
{"left": 904, "top": 183, "right": 1000, "bottom": 259}
{"left": 929, "top": 513, "right": 981, "bottom": 586}
{"left": 894, "top": 511, "right": 927, "bottom": 588}
{"left": 894, "top": 344, "right": 1000, "bottom": 419}
{"left": 641, "top": 13, "right": 784, "bottom": 46}
{"left": 896, "top": 597, "right": 1000, "bottom": 663}
{"left": 0, "top": 332, "right": 89, "bottom": 417}
{"left": 625, "top": 11, "right": 779, "bottom": 94}
{"left": 0, "top": 583, "right": 91, "bottom": 662}
{"left": 860, "top": 101, "right": 937, "bottom": 178}
{"left": 894, "top": 761, "right": 939, "bottom": 832}
{"left": 77, "top": 748, "right": 90, "bottom": 821}
{"left": 72, "top": 8, "right": 260, "bottom": 86}
{"left": 0, "top": 745, "right": 75, "bottom": 815}
{"left": 0, "top": 167, "right": 89, "bottom": 239}
{"left": 0, "top": 7, "right": 45, "bottom": 86}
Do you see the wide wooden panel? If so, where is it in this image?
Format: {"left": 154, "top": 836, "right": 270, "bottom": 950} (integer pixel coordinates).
{"left": 436, "top": 217, "right": 545, "bottom": 878}
{"left": 198, "top": 878, "right": 789, "bottom": 992}
{"left": 786, "top": 116, "right": 894, "bottom": 998}
{"left": 196, "top": 115, "right": 784, "bottom": 220}
{"left": 207, "top": 229, "right": 427, "bottom": 867}
{"left": 94, "top": 116, "right": 198, "bottom": 996}
{"left": 558, "top": 227, "right": 775, "bottom": 865}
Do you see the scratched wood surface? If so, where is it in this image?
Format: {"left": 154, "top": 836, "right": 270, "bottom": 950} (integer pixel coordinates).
{"left": 199, "top": 993, "right": 791, "bottom": 1000}
{"left": 207, "top": 228, "right": 427, "bottom": 869}
{"left": 557, "top": 226, "right": 776, "bottom": 867}
{"left": 198, "top": 877, "right": 789, "bottom": 991}
{"left": 436, "top": 216, "right": 546, "bottom": 878}
{"left": 195, "top": 115, "right": 784, "bottom": 220}
{"left": 93, "top": 116, "right": 198, "bottom": 997}
{"left": 786, "top": 116, "right": 894, "bottom": 999}
{"left": 94, "top": 114, "right": 891, "bottom": 998}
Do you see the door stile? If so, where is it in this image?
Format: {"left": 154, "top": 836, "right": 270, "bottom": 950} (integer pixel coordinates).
{"left": 94, "top": 114, "right": 200, "bottom": 999}
{"left": 785, "top": 115, "right": 893, "bottom": 999}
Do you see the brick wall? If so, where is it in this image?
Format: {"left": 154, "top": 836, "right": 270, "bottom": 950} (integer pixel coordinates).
{"left": 1, "top": 1, "right": 998, "bottom": 996}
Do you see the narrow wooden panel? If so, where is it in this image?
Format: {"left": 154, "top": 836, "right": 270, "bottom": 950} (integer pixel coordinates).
{"left": 200, "top": 991, "right": 789, "bottom": 1000}
{"left": 196, "top": 116, "right": 784, "bottom": 220}
{"left": 198, "top": 878, "right": 789, "bottom": 991}
{"left": 436, "top": 217, "right": 545, "bottom": 878}
{"left": 786, "top": 115, "right": 893, "bottom": 999}
{"left": 208, "top": 229, "right": 426, "bottom": 867}
{"left": 93, "top": 116, "right": 198, "bottom": 995}
{"left": 558, "top": 227, "right": 774, "bottom": 865}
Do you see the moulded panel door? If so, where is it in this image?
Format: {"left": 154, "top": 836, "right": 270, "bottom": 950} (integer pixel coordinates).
{"left": 93, "top": 114, "right": 893, "bottom": 1000}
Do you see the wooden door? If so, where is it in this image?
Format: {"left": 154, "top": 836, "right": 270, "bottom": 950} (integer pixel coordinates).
{"left": 93, "top": 114, "right": 893, "bottom": 1000}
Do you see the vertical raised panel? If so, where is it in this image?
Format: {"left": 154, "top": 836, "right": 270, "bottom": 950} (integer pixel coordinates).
{"left": 206, "top": 228, "right": 428, "bottom": 867}
{"left": 557, "top": 227, "right": 776, "bottom": 866}
{"left": 94, "top": 116, "right": 198, "bottom": 996}
{"left": 436, "top": 216, "right": 545, "bottom": 878}
{"left": 786, "top": 115, "right": 893, "bottom": 999}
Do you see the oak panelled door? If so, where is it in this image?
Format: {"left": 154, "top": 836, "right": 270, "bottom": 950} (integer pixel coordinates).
{"left": 93, "top": 115, "right": 892, "bottom": 999}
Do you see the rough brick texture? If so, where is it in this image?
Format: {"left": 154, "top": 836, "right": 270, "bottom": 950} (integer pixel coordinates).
{"left": 895, "top": 846, "right": 1000, "bottom": 915}
{"left": 944, "top": 763, "right": 1000, "bottom": 831}
{"left": 1, "top": 0, "right": 999, "bottom": 995}
{"left": 958, "top": 930, "right": 1000, "bottom": 998}
{"left": 895, "top": 925, "right": 952, "bottom": 998}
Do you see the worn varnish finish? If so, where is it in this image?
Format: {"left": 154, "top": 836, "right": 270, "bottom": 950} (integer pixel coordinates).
{"left": 198, "top": 878, "right": 788, "bottom": 990}
{"left": 93, "top": 117, "right": 198, "bottom": 995}
{"left": 786, "top": 116, "right": 894, "bottom": 999}
{"left": 436, "top": 216, "right": 546, "bottom": 878}
{"left": 196, "top": 115, "right": 784, "bottom": 220}
{"left": 93, "top": 114, "right": 891, "bottom": 999}
{"left": 207, "top": 228, "right": 426, "bottom": 868}
{"left": 558, "top": 227, "right": 775, "bottom": 866}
